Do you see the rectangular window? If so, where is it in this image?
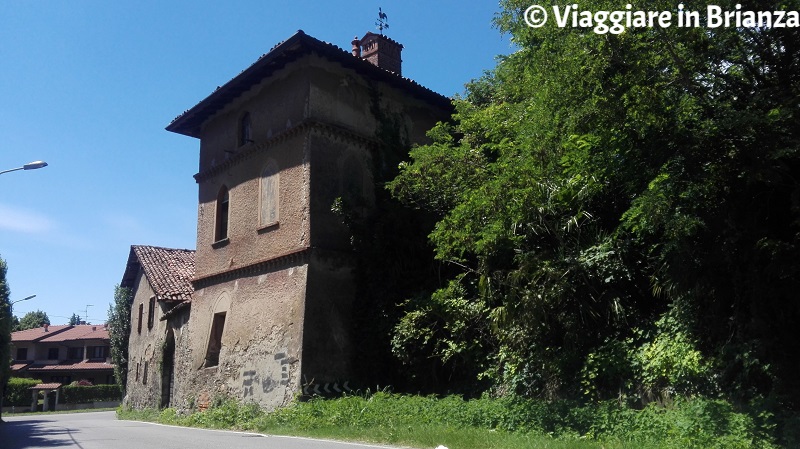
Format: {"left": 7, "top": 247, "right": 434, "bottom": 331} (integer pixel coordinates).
{"left": 47, "top": 347, "right": 59, "bottom": 360}
{"left": 67, "top": 347, "right": 84, "bottom": 360}
{"left": 87, "top": 346, "right": 108, "bottom": 359}
{"left": 204, "top": 312, "right": 226, "bottom": 367}
{"left": 50, "top": 375, "right": 71, "bottom": 384}
{"left": 135, "top": 362, "right": 140, "bottom": 382}
{"left": 147, "top": 297, "right": 156, "bottom": 330}
{"left": 137, "top": 303, "right": 144, "bottom": 334}
{"left": 16, "top": 347, "right": 28, "bottom": 361}
{"left": 143, "top": 361, "right": 148, "bottom": 385}
{"left": 215, "top": 187, "right": 230, "bottom": 242}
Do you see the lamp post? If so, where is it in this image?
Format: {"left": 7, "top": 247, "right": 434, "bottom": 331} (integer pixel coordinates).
{"left": 0, "top": 161, "right": 48, "bottom": 176}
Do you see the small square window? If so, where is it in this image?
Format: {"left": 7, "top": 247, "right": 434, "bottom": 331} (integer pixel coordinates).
{"left": 16, "top": 347, "right": 28, "bottom": 361}
{"left": 47, "top": 348, "right": 59, "bottom": 360}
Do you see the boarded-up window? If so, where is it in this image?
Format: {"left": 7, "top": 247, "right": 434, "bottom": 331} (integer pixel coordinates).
{"left": 260, "top": 161, "right": 279, "bottom": 226}
{"left": 204, "top": 312, "right": 226, "bottom": 367}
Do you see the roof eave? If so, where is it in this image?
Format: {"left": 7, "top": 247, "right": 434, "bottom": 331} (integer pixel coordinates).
{"left": 165, "top": 30, "right": 452, "bottom": 139}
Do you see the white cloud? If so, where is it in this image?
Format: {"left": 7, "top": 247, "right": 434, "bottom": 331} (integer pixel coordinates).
{"left": 0, "top": 203, "right": 55, "bottom": 233}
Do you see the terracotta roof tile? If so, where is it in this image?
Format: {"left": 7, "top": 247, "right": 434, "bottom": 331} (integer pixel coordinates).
{"left": 27, "top": 361, "right": 114, "bottom": 372}
{"left": 38, "top": 324, "right": 109, "bottom": 343}
{"left": 122, "top": 245, "right": 195, "bottom": 302}
{"left": 30, "top": 383, "right": 62, "bottom": 390}
{"left": 11, "top": 362, "right": 31, "bottom": 372}
{"left": 12, "top": 324, "right": 109, "bottom": 343}
{"left": 11, "top": 325, "right": 72, "bottom": 343}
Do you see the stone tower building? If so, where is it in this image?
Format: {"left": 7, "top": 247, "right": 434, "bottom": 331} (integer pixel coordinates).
{"left": 158, "top": 30, "right": 451, "bottom": 410}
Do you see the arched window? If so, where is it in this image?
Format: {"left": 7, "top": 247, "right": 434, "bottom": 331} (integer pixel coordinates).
{"left": 260, "top": 161, "right": 279, "bottom": 227}
{"left": 239, "top": 112, "right": 252, "bottom": 147}
{"left": 215, "top": 186, "right": 229, "bottom": 242}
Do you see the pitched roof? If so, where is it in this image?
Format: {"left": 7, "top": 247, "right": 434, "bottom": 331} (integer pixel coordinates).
{"left": 11, "top": 325, "right": 72, "bottom": 343}
{"left": 27, "top": 361, "right": 114, "bottom": 372}
{"left": 30, "top": 383, "right": 63, "bottom": 390}
{"left": 121, "top": 245, "right": 195, "bottom": 302}
{"left": 166, "top": 30, "right": 452, "bottom": 138}
{"left": 39, "top": 324, "right": 109, "bottom": 343}
{"left": 11, "top": 325, "right": 109, "bottom": 343}
{"left": 11, "top": 362, "right": 32, "bottom": 372}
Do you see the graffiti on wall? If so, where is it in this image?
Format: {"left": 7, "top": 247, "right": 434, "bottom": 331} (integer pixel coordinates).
{"left": 240, "top": 350, "right": 291, "bottom": 405}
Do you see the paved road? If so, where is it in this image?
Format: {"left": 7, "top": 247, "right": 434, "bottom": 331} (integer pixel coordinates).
{"left": 1, "top": 411, "right": 404, "bottom": 449}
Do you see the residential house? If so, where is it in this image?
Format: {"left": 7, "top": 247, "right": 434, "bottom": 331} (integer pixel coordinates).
{"left": 120, "top": 245, "right": 195, "bottom": 409}
{"left": 125, "top": 29, "right": 451, "bottom": 411}
{"left": 11, "top": 324, "right": 115, "bottom": 385}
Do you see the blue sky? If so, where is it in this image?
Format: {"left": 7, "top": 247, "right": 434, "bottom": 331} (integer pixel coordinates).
{"left": 0, "top": 1, "right": 511, "bottom": 325}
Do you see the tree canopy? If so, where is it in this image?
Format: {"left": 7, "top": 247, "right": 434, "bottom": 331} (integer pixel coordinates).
{"left": 107, "top": 285, "right": 132, "bottom": 392}
{"left": 389, "top": 0, "right": 800, "bottom": 407}
{"left": 16, "top": 310, "right": 50, "bottom": 331}
{"left": 0, "top": 256, "right": 12, "bottom": 422}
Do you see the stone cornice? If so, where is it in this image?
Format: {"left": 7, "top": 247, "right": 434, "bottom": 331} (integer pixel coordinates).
{"left": 192, "top": 247, "right": 311, "bottom": 289}
{"left": 193, "top": 119, "right": 382, "bottom": 183}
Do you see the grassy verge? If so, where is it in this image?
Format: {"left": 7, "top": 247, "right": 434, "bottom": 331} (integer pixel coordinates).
{"left": 117, "top": 393, "right": 782, "bottom": 449}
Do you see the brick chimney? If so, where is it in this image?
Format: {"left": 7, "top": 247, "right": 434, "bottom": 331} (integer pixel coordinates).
{"left": 357, "top": 32, "right": 403, "bottom": 75}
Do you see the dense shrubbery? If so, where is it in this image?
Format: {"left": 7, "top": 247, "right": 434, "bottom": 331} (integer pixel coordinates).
{"left": 61, "top": 384, "right": 122, "bottom": 404}
{"left": 3, "top": 377, "right": 42, "bottom": 406}
{"left": 119, "top": 393, "right": 791, "bottom": 449}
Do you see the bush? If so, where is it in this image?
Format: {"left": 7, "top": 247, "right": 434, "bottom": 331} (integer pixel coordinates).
{"left": 61, "top": 384, "right": 122, "bottom": 404}
{"left": 3, "top": 377, "right": 42, "bottom": 406}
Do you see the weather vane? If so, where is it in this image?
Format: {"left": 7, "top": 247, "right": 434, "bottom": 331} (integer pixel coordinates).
{"left": 376, "top": 7, "right": 389, "bottom": 35}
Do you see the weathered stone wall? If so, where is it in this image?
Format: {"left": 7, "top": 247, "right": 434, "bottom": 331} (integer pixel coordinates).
{"left": 124, "top": 268, "right": 190, "bottom": 409}
{"left": 124, "top": 268, "right": 162, "bottom": 409}
{"left": 194, "top": 131, "right": 310, "bottom": 280}
{"left": 172, "top": 262, "right": 306, "bottom": 411}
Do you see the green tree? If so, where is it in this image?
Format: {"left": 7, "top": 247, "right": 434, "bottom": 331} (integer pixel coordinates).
{"left": 390, "top": 0, "right": 800, "bottom": 405}
{"left": 0, "top": 256, "right": 12, "bottom": 423}
{"left": 17, "top": 309, "right": 50, "bottom": 331}
{"left": 107, "top": 285, "right": 132, "bottom": 392}
{"left": 69, "top": 313, "right": 81, "bottom": 325}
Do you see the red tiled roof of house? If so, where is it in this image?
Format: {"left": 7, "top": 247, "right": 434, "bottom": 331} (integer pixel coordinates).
{"left": 27, "top": 361, "right": 114, "bottom": 372}
{"left": 11, "top": 325, "right": 72, "bottom": 342}
{"left": 121, "top": 245, "right": 195, "bottom": 302}
{"left": 30, "top": 383, "right": 62, "bottom": 390}
{"left": 38, "top": 324, "right": 109, "bottom": 343}
{"left": 11, "top": 362, "right": 31, "bottom": 372}
{"left": 12, "top": 324, "right": 109, "bottom": 343}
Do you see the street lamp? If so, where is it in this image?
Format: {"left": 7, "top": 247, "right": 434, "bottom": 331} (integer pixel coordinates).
{"left": 0, "top": 161, "right": 48, "bottom": 176}
{"left": 11, "top": 295, "right": 36, "bottom": 306}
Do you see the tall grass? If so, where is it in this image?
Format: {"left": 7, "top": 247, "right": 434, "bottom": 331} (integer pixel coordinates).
{"left": 118, "top": 393, "right": 783, "bottom": 449}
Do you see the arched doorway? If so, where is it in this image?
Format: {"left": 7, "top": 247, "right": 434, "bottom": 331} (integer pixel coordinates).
{"left": 160, "top": 328, "right": 175, "bottom": 408}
